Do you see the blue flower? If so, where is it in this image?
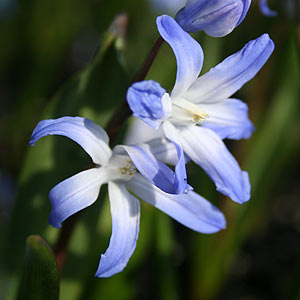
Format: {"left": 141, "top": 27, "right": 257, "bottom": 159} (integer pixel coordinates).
{"left": 127, "top": 80, "right": 171, "bottom": 130}
{"left": 175, "top": 0, "right": 251, "bottom": 37}
{"left": 259, "top": 0, "right": 277, "bottom": 17}
{"left": 30, "top": 116, "right": 226, "bottom": 277}
{"left": 127, "top": 15, "right": 275, "bottom": 204}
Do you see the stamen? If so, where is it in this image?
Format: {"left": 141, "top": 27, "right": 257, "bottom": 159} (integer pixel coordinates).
{"left": 193, "top": 112, "right": 208, "bottom": 123}
{"left": 120, "top": 160, "right": 137, "bottom": 176}
{"left": 172, "top": 98, "right": 208, "bottom": 123}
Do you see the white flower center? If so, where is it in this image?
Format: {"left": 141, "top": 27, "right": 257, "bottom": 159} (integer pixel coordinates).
{"left": 105, "top": 154, "right": 137, "bottom": 182}
{"left": 171, "top": 97, "right": 208, "bottom": 124}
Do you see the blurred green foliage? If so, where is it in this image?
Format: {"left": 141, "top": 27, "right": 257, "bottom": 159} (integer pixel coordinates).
{"left": 0, "top": 0, "right": 300, "bottom": 300}
{"left": 17, "top": 235, "right": 59, "bottom": 300}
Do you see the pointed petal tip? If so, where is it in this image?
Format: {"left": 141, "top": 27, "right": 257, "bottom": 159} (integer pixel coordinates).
{"left": 94, "top": 250, "right": 133, "bottom": 278}
{"left": 217, "top": 170, "right": 251, "bottom": 204}
{"left": 210, "top": 215, "right": 227, "bottom": 233}
{"left": 94, "top": 183, "right": 140, "bottom": 278}
{"left": 48, "top": 200, "right": 64, "bottom": 228}
{"left": 241, "top": 170, "right": 251, "bottom": 203}
{"left": 258, "top": 33, "right": 275, "bottom": 51}
{"left": 220, "top": 216, "right": 227, "bottom": 230}
{"left": 201, "top": 210, "right": 227, "bottom": 234}
{"left": 232, "top": 120, "right": 255, "bottom": 140}
{"left": 94, "top": 254, "right": 124, "bottom": 278}
{"left": 156, "top": 14, "right": 169, "bottom": 25}
{"left": 245, "top": 122, "right": 256, "bottom": 139}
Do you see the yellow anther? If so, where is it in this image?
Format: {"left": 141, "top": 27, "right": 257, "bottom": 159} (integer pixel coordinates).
{"left": 120, "top": 161, "right": 136, "bottom": 176}
{"left": 172, "top": 98, "right": 208, "bottom": 123}
{"left": 193, "top": 111, "right": 209, "bottom": 123}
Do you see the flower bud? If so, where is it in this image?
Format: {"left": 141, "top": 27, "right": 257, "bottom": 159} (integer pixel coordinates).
{"left": 259, "top": 0, "right": 277, "bottom": 17}
{"left": 127, "top": 80, "right": 172, "bottom": 130}
{"left": 175, "top": 0, "right": 251, "bottom": 37}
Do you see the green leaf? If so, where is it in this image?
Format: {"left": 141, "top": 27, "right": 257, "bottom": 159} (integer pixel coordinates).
{"left": 17, "top": 235, "right": 59, "bottom": 300}
{"left": 2, "top": 14, "right": 129, "bottom": 274}
{"left": 43, "top": 13, "right": 129, "bottom": 124}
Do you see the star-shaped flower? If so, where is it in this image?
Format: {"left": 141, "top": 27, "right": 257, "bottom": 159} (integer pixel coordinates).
{"left": 127, "top": 15, "right": 274, "bottom": 204}
{"left": 30, "top": 116, "right": 226, "bottom": 277}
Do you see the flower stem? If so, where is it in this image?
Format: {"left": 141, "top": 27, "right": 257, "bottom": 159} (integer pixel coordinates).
{"left": 53, "top": 212, "right": 82, "bottom": 274}
{"left": 53, "top": 35, "right": 164, "bottom": 273}
{"left": 105, "top": 36, "right": 164, "bottom": 143}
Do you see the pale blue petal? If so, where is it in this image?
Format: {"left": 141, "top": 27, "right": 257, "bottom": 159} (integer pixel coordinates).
{"left": 259, "top": 0, "right": 277, "bottom": 17}
{"left": 49, "top": 168, "right": 107, "bottom": 228}
{"left": 124, "top": 118, "right": 163, "bottom": 145}
{"left": 128, "top": 174, "right": 226, "bottom": 233}
{"left": 30, "top": 116, "right": 112, "bottom": 166}
{"left": 95, "top": 182, "right": 140, "bottom": 278}
{"left": 127, "top": 80, "right": 167, "bottom": 130}
{"left": 123, "top": 144, "right": 189, "bottom": 194}
{"left": 146, "top": 138, "right": 186, "bottom": 165}
{"left": 201, "top": 98, "right": 255, "bottom": 140}
{"left": 176, "top": 0, "right": 251, "bottom": 37}
{"left": 186, "top": 34, "right": 275, "bottom": 103}
{"left": 156, "top": 15, "right": 203, "bottom": 97}
{"left": 237, "top": 0, "right": 251, "bottom": 26}
{"left": 179, "top": 126, "right": 250, "bottom": 203}
{"left": 162, "top": 121, "right": 191, "bottom": 193}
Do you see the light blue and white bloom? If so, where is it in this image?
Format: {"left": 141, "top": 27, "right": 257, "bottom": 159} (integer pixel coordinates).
{"left": 259, "top": 0, "right": 277, "bottom": 17}
{"left": 30, "top": 116, "right": 226, "bottom": 277}
{"left": 175, "top": 0, "right": 251, "bottom": 37}
{"left": 127, "top": 15, "right": 275, "bottom": 204}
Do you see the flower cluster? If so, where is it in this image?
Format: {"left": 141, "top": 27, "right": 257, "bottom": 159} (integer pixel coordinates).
{"left": 30, "top": 1, "right": 274, "bottom": 278}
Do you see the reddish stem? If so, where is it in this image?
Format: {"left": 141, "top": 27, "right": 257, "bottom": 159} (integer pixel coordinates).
{"left": 105, "top": 36, "right": 164, "bottom": 142}
{"left": 53, "top": 36, "right": 164, "bottom": 273}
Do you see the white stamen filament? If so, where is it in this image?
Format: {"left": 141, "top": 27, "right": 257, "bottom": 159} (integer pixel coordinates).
{"left": 172, "top": 98, "right": 208, "bottom": 123}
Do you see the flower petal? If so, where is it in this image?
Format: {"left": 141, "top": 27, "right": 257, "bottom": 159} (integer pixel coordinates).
{"left": 145, "top": 138, "right": 183, "bottom": 165}
{"left": 95, "top": 182, "right": 140, "bottom": 278}
{"left": 124, "top": 118, "right": 163, "bottom": 145}
{"left": 162, "top": 121, "right": 191, "bottom": 193}
{"left": 156, "top": 15, "right": 203, "bottom": 97}
{"left": 122, "top": 143, "right": 189, "bottom": 194}
{"left": 179, "top": 126, "right": 250, "bottom": 203}
{"left": 259, "top": 0, "right": 277, "bottom": 17}
{"left": 201, "top": 98, "right": 255, "bottom": 140}
{"left": 30, "top": 116, "right": 112, "bottom": 165}
{"left": 185, "top": 34, "right": 275, "bottom": 103}
{"left": 128, "top": 174, "right": 226, "bottom": 233}
{"left": 176, "top": 0, "right": 251, "bottom": 37}
{"left": 49, "top": 167, "right": 107, "bottom": 228}
{"left": 126, "top": 81, "right": 171, "bottom": 130}
{"left": 237, "top": 0, "right": 251, "bottom": 26}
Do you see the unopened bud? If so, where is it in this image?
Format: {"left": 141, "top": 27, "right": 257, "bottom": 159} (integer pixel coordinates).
{"left": 175, "top": 0, "right": 251, "bottom": 37}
